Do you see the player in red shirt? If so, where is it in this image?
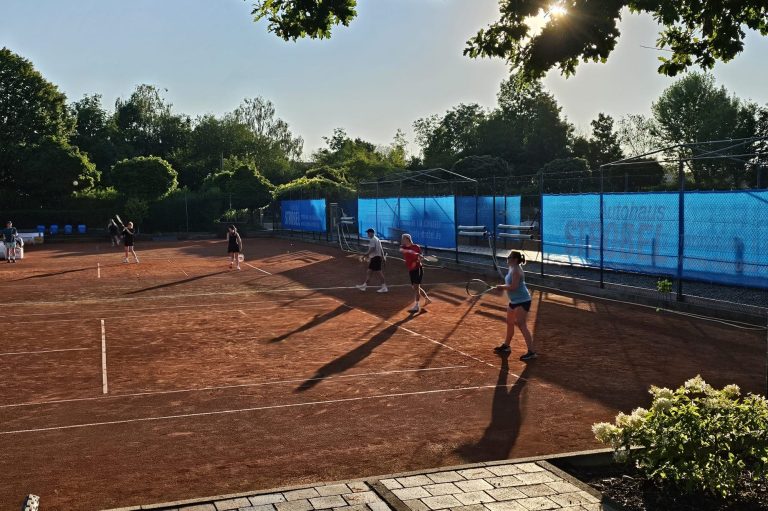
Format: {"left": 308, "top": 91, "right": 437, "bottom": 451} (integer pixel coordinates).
{"left": 399, "top": 233, "right": 432, "bottom": 313}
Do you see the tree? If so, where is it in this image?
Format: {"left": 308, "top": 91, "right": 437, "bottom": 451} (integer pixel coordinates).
{"left": 113, "top": 84, "right": 191, "bottom": 161}
{"left": 70, "top": 94, "right": 119, "bottom": 173}
{"left": 0, "top": 47, "right": 74, "bottom": 188}
{"left": 540, "top": 157, "right": 592, "bottom": 193}
{"left": 250, "top": 1, "right": 768, "bottom": 80}
{"left": 111, "top": 156, "right": 178, "bottom": 200}
{"left": 204, "top": 158, "right": 275, "bottom": 210}
{"left": 577, "top": 113, "right": 624, "bottom": 169}
{"left": 414, "top": 104, "right": 487, "bottom": 168}
{"left": 478, "top": 77, "right": 571, "bottom": 173}
{"left": 313, "top": 128, "right": 404, "bottom": 183}
{"left": 617, "top": 114, "right": 660, "bottom": 157}
{"left": 13, "top": 137, "right": 99, "bottom": 207}
{"left": 451, "top": 155, "right": 510, "bottom": 180}
{"left": 652, "top": 73, "right": 759, "bottom": 186}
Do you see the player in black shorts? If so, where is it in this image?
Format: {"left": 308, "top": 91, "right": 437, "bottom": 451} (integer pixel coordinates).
{"left": 356, "top": 228, "right": 388, "bottom": 293}
{"left": 122, "top": 221, "right": 139, "bottom": 264}
{"left": 399, "top": 233, "right": 431, "bottom": 313}
{"left": 227, "top": 225, "right": 243, "bottom": 270}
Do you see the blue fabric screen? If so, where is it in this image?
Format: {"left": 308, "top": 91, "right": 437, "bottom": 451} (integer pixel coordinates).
{"left": 456, "top": 196, "right": 521, "bottom": 231}
{"left": 542, "top": 191, "right": 768, "bottom": 287}
{"left": 358, "top": 196, "right": 457, "bottom": 248}
{"left": 281, "top": 199, "right": 327, "bottom": 232}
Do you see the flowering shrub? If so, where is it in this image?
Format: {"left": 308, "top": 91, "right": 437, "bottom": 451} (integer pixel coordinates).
{"left": 593, "top": 376, "right": 768, "bottom": 497}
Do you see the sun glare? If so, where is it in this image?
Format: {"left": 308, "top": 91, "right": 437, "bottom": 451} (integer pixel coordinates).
{"left": 549, "top": 3, "right": 568, "bottom": 17}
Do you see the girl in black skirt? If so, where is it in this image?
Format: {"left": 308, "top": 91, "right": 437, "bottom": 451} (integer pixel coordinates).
{"left": 227, "top": 225, "right": 243, "bottom": 270}
{"left": 122, "top": 222, "right": 139, "bottom": 263}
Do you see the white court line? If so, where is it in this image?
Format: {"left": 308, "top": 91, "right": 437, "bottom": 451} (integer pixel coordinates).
{"left": 101, "top": 319, "right": 108, "bottom": 394}
{"left": 0, "top": 347, "right": 91, "bottom": 357}
{"left": 342, "top": 303, "right": 503, "bottom": 372}
{"left": 238, "top": 310, "right": 247, "bottom": 316}
{"left": 1, "top": 282, "right": 467, "bottom": 308}
{"left": 0, "top": 366, "right": 467, "bottom": 409}
{"left": 244, "top": 262, "right": 272, "bottom": 275}
{"left": 0, "top": 383, "right": 503, "bottom": 435}
{"left": 97, "top": 263, "right": 101, "bottom": 279}
{"left": 8, "top": 297, "right": 338, "bottom": 321}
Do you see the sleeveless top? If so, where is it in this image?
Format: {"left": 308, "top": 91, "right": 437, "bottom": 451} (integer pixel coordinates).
{"left": 505, "top": 266, "right": 531, "bottom": 304}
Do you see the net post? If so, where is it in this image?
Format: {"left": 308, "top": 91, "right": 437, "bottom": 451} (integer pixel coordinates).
{"left": 539, "top": 170, "right": 545, "bottom": 278}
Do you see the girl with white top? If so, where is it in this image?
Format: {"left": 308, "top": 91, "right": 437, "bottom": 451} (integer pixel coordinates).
{"left": 494, "top": 251, "right": 536, "bottom": 360}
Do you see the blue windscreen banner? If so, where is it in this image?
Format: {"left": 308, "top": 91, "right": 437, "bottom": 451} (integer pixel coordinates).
{"left": 682, "top": 190, "right": 768, "bottom": 287}
{"left": 280, "top": 199, "right": 327, "bottom": 232}
{"left": 456, "top": 196, "right": 521, "bottom": 232}
{"left": 542, "top": 191, "right": 768, "bottom": 288}
{"left": 358, "top": 196, "right": 457, "bottom": 248}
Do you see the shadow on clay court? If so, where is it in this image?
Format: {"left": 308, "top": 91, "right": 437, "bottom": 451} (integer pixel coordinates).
{"left": 14, "top": 266, "right": 93, "bottom": 280}
{"left": 455, "top": 356, "right": 529, "bottom": 462}
{"left": 269, "top": 304, "right": 350, "bottom": 343}
{"left": 295, "top": 315, "right": 415, "bottom": 393}
{"left": 124, "top": 269, "right": 230, "bottom": 294}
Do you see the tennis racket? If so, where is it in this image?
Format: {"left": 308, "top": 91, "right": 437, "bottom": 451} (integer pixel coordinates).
{"left": 422, "top": 255, "right": 438, "bottom": 263}
{"left": 466, "top": 279, "right": 497, "bottom": 297}
{"left": 114, "top": 214, "right": 124, "bottom": 228}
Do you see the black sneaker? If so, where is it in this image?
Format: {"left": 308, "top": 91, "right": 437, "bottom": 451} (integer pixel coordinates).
{"left": 493, "top": 344, "right": 511, "bottom": 354}
{"left": 520, "top": 351, "right": 538, "bottom": 361}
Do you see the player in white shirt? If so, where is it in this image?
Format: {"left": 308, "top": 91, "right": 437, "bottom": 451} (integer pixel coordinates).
{"left": 356, "top": 228, "right": 388, "bottom": 293}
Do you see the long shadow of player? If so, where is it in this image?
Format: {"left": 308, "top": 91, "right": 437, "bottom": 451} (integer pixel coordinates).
{"left": 269, "top": 304, "right": 349, "bottom": 343}
{"left": 295, "top": 316, "right": 413, "bottom": 393}
{"left": 454, "top": 356, "right": 530, "bottom": 462}
{"left": 125, "top": 270, "right": 230, "bottom": 294}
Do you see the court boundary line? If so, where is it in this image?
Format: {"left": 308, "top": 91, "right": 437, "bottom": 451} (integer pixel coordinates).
{"left": 0, "top": 383, "right": 505, "bottom": 435}
{"left": 244, "top": 262, "right": 272, "bottom": 275}
{"left": 1, "top": 282, "right": 468, "bottom": 307}
{"left": 12, "top": 299, "right": 340, "bottom": 324}
{"left": 340, "top": 303, "right": 512, "bottom": 374}
{"left": 0, "top": 366, "right": 468, "bottom": 409}
{"left": 0, "top": 347, "right": 90, "bottom": 357}
{"left": 101, "top": 319, "right": 108, "bottom": 394}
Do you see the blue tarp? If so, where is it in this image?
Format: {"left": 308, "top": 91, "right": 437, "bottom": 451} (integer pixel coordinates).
{"left": 456, "top": 196, "right": 522, "bottom": 232}
{"left": 542, "top": 191, "right": 768, "bottom": 287}
{"left": 280, "top": 199, "right": 327, "bottom": 232}
{"left": 358, "top": 196, "right": 457, "bottom": 248}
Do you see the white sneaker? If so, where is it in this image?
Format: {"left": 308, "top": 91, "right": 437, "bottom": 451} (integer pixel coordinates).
{"left": 135, "top": 258, "right": 140, "bottom": 264}
{"left": 356, "top": 284, "right": 367, "bottom": 291}
{"left": 123, "top": 258, "right": 129, "bottom": 263}
{"left": 424, "top": 296, "right": 433, "bottom": 305}
{"left": 408, "top": 305, "right": 420, "bottom": 313}
{"left": 377, "top": 286, "right": 389, "bottom": 293}
{"left": 236, "top": 265, "right": 241, "bottom": 270}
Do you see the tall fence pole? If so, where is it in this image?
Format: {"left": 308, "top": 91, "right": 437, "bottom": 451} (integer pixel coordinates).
{"left": 676, "top": 159, "right": 685, "bottom": 301}
{"left": 599, "top": 166, "right": 605, "bottom": 288}
{"left": 539, "top": 171, "right": 545, "bottom": 278}
{"left": 184, "top": 190, "right": 189, "bottom": 233}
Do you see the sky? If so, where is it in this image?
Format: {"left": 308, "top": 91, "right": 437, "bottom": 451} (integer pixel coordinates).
{"left": 2, "top": 0, "right": 767, "bottom": 158}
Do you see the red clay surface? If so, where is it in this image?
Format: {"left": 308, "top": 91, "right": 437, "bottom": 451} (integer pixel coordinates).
{"left": 0, "top": 238, "right": 764, "bottom": 510}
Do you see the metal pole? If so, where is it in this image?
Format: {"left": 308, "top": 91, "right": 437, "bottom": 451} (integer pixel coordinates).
{"left": 539, "top": 171, "right": 545, "bottom": 278}
{"left": 184, "top": 190, "right": 189, "bottom": 233}
{"left": 600, "top": 166, "right": 605, "bottom": 288}
{"left": 677, "top": 159, "right": 685, "bottom": 301}
{"left": 453, "top": 183, "right": 459, "bottom": 263}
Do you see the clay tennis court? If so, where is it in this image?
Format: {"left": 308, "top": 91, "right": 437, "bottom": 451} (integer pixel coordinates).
{"left": 0, "top": 238, "right": 764, "bottom": 511}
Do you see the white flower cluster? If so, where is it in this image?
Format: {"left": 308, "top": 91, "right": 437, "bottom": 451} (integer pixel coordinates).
{"left": 683, "top": 375, "right": 711, "bottom": 394}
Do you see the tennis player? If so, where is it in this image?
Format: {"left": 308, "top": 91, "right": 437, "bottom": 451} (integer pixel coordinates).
{"left": 356, "top": 228, "right": 388, "bottom": 293}
{"left": 122, "top": 221, "right": 139, "bottom": 264}
{"left": 399, "top": 233, "right": 432, "bottom": 313}
{"left": 494, "top": 251, "right": 536, "bottom": 360}
{"left": 3, "top": 221, "right": 18, "bottom": 263}
{"left": 227, "top": 224, "right": 243, "bottom": 270}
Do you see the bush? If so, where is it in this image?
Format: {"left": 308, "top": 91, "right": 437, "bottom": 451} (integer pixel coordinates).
{"left": 593, "top": 376, "right": 768, "bottom": 497}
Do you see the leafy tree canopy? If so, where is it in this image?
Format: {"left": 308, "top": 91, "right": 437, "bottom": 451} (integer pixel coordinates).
{"left": 111, "top": 156, "right": 178, "bottom": 200}
{"left": 13, "top": 137, "right": 99, "bottom": 207}
{"left": 313, "top": 128, "right": 406, "bottom": 183}
{"left": 203, "top": 157, "right": 275, "bottom": 209}
{"left": 249, "top": 1, "right": 768, "bottom": 80}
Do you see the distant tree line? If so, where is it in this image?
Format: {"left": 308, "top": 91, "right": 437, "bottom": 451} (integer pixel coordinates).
{"left": 1, "top": 46, "right": 766, "bottom": 230}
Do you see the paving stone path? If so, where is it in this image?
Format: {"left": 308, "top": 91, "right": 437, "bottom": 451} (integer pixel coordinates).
{"left": 106, "top": 460, "right": 605, "bottom": 511}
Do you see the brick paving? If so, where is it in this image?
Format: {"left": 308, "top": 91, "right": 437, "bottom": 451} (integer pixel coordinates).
{"left": 103, "top": 460, "right": 606, "bottom": 511}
